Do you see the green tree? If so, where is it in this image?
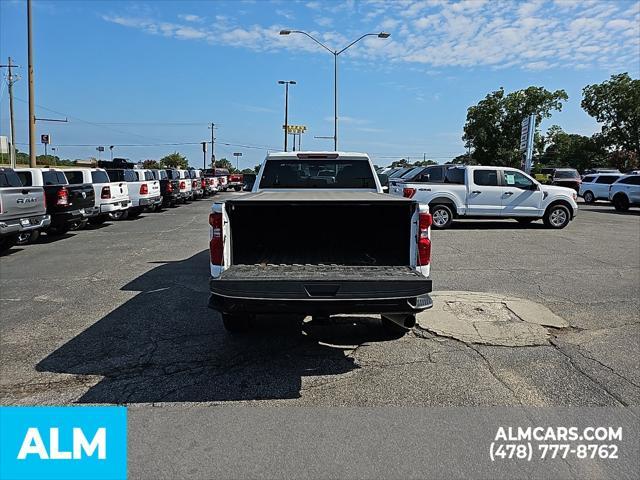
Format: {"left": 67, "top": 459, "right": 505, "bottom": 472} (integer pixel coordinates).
{"left": 142, "top": 159, "right": 161, "bottom": 169}
{"left": 447, "top": 153, "right": 475, "bottom": 165}
{"left": 540, "top": 125, "right": 607, "bottom": 172}
{"left": 213, "top": 158, "right": 238, "bottom": 173}
{"left": 413, "top": 159, "right": 438, "bottom": 166}
{"left": 253, "top": 164, "right": 262, "bottom": 173}
{"left": 391, "top": 158, "right": 410, "bottom": 168}
{"left": 160, "top": 152, "right": 188, "bottom": 169}
{"left": 463, "top": 86, "right": 568, "bottom": 167}
{"left": 581, "top": 73, "right": 640, "bottom": 157}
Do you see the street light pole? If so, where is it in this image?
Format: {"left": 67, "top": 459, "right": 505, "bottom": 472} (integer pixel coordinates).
{"left": 278, "top": 80, "right": 296, "bottom": 151}
{"left": 280, "top": 30, "right": 389, "bottom": 151}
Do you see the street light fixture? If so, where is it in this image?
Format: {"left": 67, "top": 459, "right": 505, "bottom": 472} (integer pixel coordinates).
{"left": 279, "top": 29, "right": 390, "bottom": 151}
{"left": 278, "top": 80, "right": 296, "bottom": 152}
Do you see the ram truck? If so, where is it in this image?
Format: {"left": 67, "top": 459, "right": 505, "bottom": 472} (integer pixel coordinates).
{"left": 64, "top": 168, "right": 131, "bottom": 224}
{"left": 208, "top": 152, "right": 433, "bottom": 333}
{"left": 394, "top": 165, "right": 578, "bottom": 229}
{"left": 15, "top": 168, "right": 95, "bottom": 234}
{"left": 0, "top": 168, "right": 50, "bottom": 251}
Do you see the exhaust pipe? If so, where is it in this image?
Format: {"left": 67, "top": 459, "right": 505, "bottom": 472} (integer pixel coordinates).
{"left": 382, "top": 314, "right": 416, "bottom": 329}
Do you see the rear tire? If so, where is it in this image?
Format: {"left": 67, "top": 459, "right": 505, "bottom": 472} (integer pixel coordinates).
{"left": 0, "top": 235, "right": 17, "bottom": 253}
{"left": 583, "top": 191, "right": 595, "bottom": 204}
{"left": 234, "top": 186, "right": 242, "bottom": 192}
{"left": 543, "top": 204, "right": 571, "bottom": 229}
{"left": 47, "top": 225, "right": 69, "bottom": 236}
{"left": 127, "top": 208, "right": 141, "bottom": 218}
{"left": 221, "top": 313, "right": 251, "bottom": 333}
{"left": 88, "top": 215, "right": 108, "bottom": 226}
{"left": 109, "top": 209, "right": 129, "bottom": 220}
{"left": 613, "top": 194, "right": 629, "bottom": 212}
{"left": 16, "top": 229, "right": 40, "bottom": 245}
{"left": 430, "top": 204, "right": 453, "bottom": 229}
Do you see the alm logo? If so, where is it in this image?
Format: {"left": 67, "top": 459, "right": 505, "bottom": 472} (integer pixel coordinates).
{"left": 1, "top": 406, "right": 126, "bottom": 480}
{"left": 17, "top": 427, "right": 106, "bottom": 460}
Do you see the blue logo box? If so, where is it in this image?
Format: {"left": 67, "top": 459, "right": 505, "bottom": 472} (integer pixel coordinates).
{"left": 0, "top": 406, "right": 127, "bottom": 480}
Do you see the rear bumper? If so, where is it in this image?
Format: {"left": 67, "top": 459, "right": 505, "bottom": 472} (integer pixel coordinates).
{"left": 100, "top": 200, "right": 131, "bottom": 213}
{"left": 0, "top": 214, "right": 51, "bottom": 236}
{"left": 208, "top": 265, "right": 432, "bottom": 315}
{"left": 51, "top": 210, "right": 83, "bottom": 226}
{"left": 139, "top": 196, "right": 162, "bottom": 206}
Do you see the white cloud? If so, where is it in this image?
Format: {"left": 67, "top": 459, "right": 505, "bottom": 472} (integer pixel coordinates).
{"left": 178, "top": 14, "right": 203, "bottom": 23}
{"left": 314, "top": 16, "right": 333, "bottom": 27}
{"left": 102, "top": 0, "right": 640, "bottom": 72}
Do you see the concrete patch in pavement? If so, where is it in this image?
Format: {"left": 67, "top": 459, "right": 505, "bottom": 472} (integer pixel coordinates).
{"left": 416, "top": 291, "right": 569, "bottom": 347}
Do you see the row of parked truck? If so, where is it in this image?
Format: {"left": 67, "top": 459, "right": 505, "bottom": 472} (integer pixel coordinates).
{"left": 0, "top": 162, "right": 242, "bottom": 252}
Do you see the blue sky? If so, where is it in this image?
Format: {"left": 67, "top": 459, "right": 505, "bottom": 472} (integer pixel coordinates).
{"left": 1, "top": 0, "right": 639, "bottom": 169}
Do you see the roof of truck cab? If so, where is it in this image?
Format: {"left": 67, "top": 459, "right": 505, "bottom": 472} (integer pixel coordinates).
{"left": 226, "top": 190, "right": 413, "bottom": 202}
{"left": 265, "top": 151, "right": 370, "bottom": 160}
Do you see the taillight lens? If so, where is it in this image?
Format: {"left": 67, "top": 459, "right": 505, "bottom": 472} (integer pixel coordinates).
{"left": 403, "top": 187, "right": 416, "bottom": 199}
{"left": 101, "top": 186, "right": 111, "bottom": 199}
{"left": 192, "top": 180, "right": 198, "bottom": 189}
{"left": 56, "top": 187, "right": 69, "bottom": 206}
{"left": 180, "top": 181, "right": 185, "bottom": 189}
{"left": 140, "top": 184, "right": 148, "bottom": 195}
{"left": 209, "top": 212, "right": 223, "bottom": 265}
{"left": 167, "top": 182, "right": 173, "bottom": 193}
{"left": 417, "top": 212, "right": 432, "bottom": 266}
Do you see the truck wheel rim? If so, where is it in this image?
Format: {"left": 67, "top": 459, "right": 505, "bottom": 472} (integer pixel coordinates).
{"left": 550, "top": 208, "right": 567, "bottom": 226}
{"left": 433, "top": 209, "right": 449, "bottom": 226}
{"left": 584, "top": 192, "right": 593, "bottom": 202}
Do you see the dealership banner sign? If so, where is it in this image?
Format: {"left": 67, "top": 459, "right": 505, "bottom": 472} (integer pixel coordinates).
{"left": 0, "top": 407, "right": 126, "bottom": 480}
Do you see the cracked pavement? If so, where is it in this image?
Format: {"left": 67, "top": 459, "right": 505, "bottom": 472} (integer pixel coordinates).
{"left": 1, "top": 195, "right": 638, "bottom": 407}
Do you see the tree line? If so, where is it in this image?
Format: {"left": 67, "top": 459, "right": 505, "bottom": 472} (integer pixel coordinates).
{"left": 457, "top": 72, "right": 639, "bottom": 172}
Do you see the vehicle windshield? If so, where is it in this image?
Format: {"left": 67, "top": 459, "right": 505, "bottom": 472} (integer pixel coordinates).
{"left": 259, "top": 159, "right": 376, "bottom": 189}
{"left": 555, "top": 170, "right": 579, "bottom": 179}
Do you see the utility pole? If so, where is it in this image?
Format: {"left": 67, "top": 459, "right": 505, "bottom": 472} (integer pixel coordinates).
{"left": 0, "top": 57, "right": 19, "bottom": 168}
{"left": 209, "top": 123, "right": 216, "bottom": 169}
{"left": 27, "top": 0, "right": 36, "bottom": 167}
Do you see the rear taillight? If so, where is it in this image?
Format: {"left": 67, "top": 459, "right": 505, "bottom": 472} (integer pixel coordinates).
{"left": 180, "top": 181, "right": 186, "bottom": 189}
{"left": 417, "top": 212, "right": 432, "bottom": 266}
{"left": 56, "top": 187, "right": 69, "bottom": 206}
{"left": 403, "top": 187, "right": 416, "bottom": 199}
{"left": 140, "top": 184, "right": 148, "bottom": 195}
{"left": 101, "top": 186, "right": 111, "bottom": 199}
{"left": 209, "top": 212, "right": 223, "bottom": 265}
{"left": 167, "top": 182, "right": 173, "bottom": 193}
{"left": 192, "top": 180, "right": 198, "bottom": 189}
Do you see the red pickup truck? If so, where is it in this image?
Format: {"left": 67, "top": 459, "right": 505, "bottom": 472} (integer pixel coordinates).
{"left": 228, "top": 173, "right": 243, "bottom": 192}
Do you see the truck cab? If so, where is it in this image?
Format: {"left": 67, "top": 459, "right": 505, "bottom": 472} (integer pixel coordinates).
{"left": 208, "top": 152, "right": 433, "bottom": 334}
{"left": 15, "top": 167, "right": 95, "bottom": 235}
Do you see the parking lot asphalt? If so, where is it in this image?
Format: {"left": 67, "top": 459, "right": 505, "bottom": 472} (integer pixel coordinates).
{"left": 1, "top": 195, "right": 638, "bottom": 407}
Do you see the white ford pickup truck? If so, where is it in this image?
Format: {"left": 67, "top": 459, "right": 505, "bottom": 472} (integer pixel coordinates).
{"left": 208, "top": 152, "right": 433, "bottom": 333}
{"left": 394, "top": 165, "right": 578, "bottom": 229}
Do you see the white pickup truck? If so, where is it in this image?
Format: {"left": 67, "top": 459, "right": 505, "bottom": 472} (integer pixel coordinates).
{"left": 104, "top": 168, "right": 160, "bottom": 217}
{"left": 208, "top": 152, "right": 433, "bottom": 334}
{"left": 63, "top": 168, "right": 131, "bottom": 225}
{"left": 394, "top": 165, "right": 578, "bottom": 229}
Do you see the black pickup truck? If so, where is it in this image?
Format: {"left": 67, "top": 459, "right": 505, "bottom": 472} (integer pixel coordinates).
{"left": 15, "top": 168, "right": 95, "bottom": 235}
{"left": 151, "top": 169, "right": 179, "bottom": 207}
